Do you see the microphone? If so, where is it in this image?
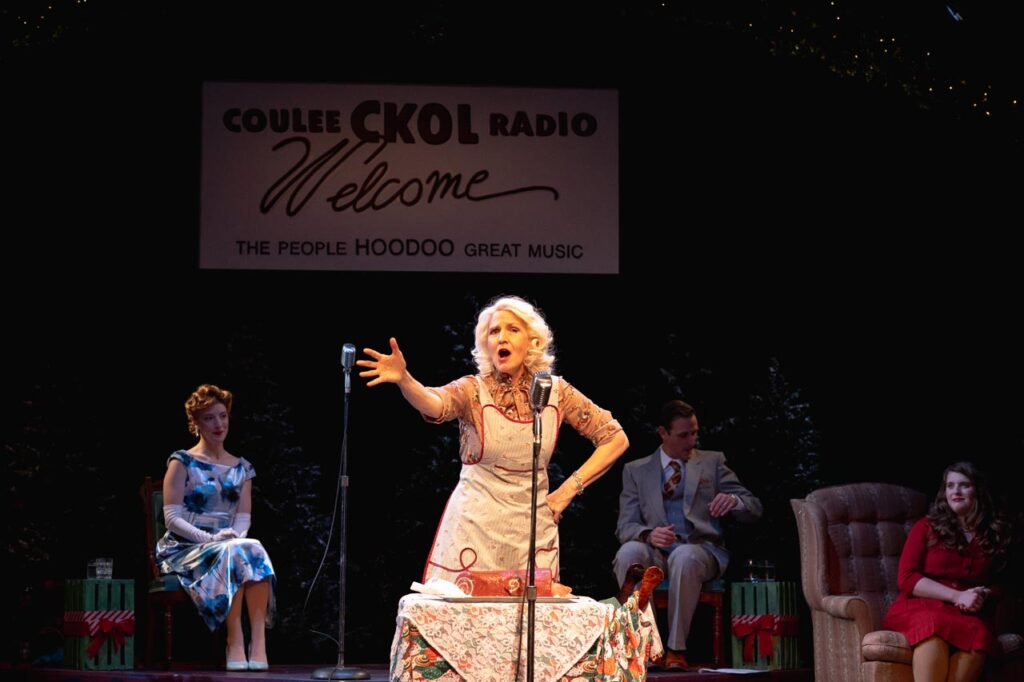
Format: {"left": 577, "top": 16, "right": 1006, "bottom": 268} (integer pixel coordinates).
{"left": 341, "top": 343, "right": 356, "bottom": 394}
{"left": 530, "top": 371, "right": 552, "bottom": 411}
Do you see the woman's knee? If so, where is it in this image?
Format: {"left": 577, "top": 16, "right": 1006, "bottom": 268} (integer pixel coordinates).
{"left": 913, "top": 635, "right": 950, "bottom": 656}
{"left": 917, "top": 636, "right": 948, "bottom": 648}
{"left": 948, "top": 649, "right": 986, "bottom": 682}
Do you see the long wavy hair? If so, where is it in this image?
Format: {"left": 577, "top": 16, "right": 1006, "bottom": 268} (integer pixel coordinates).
{"left": 926, "top": 461, "right": 1011, "bottom": 559}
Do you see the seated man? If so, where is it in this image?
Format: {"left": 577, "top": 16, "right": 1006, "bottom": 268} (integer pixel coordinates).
{"left": 614, "top": 400, "right": 762, "bottom": 670}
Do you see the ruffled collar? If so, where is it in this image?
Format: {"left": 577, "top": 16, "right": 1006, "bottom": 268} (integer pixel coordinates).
{"left": 488, "top": 370, "right": 531, "bottom": 390}
{"left": 482, "top": 371, "right": 533, "bottom": 418}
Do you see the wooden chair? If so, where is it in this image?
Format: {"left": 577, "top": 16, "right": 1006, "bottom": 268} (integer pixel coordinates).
{"left": 652, "top": 578, "right": 727, "bottom": 667}
{"left": 139, "top": 476, "right": 189, "bottom": 668}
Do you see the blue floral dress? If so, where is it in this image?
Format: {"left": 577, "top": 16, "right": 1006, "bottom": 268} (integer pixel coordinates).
{"left": 155, "top": 450, "right": 276, "bottom": 631}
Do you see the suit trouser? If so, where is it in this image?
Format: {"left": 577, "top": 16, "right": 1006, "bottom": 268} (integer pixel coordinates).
{"left": 613, "top": 541, "right": 718, "bottom": 651}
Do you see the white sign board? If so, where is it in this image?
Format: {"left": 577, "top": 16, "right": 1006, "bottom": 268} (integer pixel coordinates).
{"left": 200, "top": 82, "right": 619, "bottom": 273}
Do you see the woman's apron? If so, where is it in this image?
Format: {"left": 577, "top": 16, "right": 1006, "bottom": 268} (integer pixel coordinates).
{"left": 423, "top": 375, "right": 562, "bottom": 582}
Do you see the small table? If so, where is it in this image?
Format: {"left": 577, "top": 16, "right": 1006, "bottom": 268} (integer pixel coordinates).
{"left": 730, "top": 580, "right": 801, "bottom": 670}
{"left": 389, "top": 594, "right": 663, "bottom": 682}
{"left": 64, "top": 579, "right": 135, "bottom": 670}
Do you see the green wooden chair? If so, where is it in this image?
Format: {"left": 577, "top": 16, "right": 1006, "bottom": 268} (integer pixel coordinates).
{"left": 139, "top": 476, "right": 189, "bottom": 668}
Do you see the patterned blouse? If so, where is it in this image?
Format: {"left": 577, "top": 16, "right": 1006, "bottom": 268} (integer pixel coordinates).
{"left": 425, "top": 372, "right": 622, "bottom": 452}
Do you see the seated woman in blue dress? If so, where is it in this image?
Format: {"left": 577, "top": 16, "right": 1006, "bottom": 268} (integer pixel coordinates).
{"left": 155, "top": 384, "right": 276, "bottom": 671}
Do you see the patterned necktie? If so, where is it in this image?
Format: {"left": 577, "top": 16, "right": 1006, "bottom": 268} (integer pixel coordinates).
{"left": 663, "top": 460, "right": 682, "bottom": 499}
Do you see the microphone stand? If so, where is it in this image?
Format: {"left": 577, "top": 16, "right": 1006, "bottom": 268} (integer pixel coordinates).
{"left": 312, "top": 350, "right": 369, "bottom": 680}
{"left": 523, "top": 371, "right": 551, "bottom": 682}
{"left": 526, "top": 409, "right": 542, "bottom": 682}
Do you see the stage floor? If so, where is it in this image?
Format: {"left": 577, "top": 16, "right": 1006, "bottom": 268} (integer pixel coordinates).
{"left": 2, "top": 663, "right": 814, "bottom": 682}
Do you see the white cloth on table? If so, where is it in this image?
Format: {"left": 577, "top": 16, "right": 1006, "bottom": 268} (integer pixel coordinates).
{"left": 389, "top": 593, "right": 662, "bottom": 682}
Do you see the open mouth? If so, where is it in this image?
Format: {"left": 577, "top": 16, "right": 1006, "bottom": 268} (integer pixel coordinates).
{"left": 498, "top": 349, "right": 511, "bottom": 359}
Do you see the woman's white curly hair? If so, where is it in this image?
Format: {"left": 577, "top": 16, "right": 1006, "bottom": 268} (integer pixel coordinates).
{"left": 472, "top": 295, "right": 556, "bottom": 376}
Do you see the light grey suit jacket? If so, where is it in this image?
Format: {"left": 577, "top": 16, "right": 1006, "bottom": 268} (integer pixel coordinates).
{"left": 615, "top": 448, "right": 762, "bottom": 575}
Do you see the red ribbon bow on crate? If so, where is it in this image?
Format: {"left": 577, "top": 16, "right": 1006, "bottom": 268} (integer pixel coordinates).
{"left": 731, "top": 613, "right": 799, "bottom": 662}
{"left": 64, "top": 610, "right": 136, "bottom": 658}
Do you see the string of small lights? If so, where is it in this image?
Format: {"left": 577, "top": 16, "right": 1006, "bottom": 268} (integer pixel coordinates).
{"left": 6, "top": 1, "right": 1021, "bottom": 144}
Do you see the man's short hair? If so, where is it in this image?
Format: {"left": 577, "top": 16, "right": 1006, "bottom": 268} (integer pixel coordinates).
{"left": 660, "top": 400, "right": 696, "bottom": 430}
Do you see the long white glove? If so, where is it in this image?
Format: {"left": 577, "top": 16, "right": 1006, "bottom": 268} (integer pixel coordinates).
{"left": 230, "top": 512, "right": 251, "bottom": 538}
{"left": 163, "top": 504, "right": 214, "bottom": 544}
{"left": 211, "top": 513, "right": 250, "bottom": 541}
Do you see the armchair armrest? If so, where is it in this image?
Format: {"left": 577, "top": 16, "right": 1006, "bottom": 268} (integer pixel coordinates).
{"left": 861, "top": 629, "right": 912, "bottom": 664}
{"left": 999, "top": 633, "right": 1023, "bottom": 656}
{"left": 821, "top": 595, "right": 876, "bottom": 640}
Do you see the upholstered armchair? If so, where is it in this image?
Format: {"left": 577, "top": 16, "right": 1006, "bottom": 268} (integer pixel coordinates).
{"left": 792, "top": 483, "right": 1022, "bottom": 682}
{"left": 792, "top": 483, "right": 925, "bottom": 682}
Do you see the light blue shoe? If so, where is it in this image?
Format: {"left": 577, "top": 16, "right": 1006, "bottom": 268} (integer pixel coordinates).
{"left": 226, "top": 645, "right": 248, "bottom": 671}
{"left": 247, "top": 644, "right": 269, "bottom": 671}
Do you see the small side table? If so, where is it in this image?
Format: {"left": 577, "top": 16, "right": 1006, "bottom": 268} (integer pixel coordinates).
{"left": 730, "top": 580, "right": 800, "bottom": 670}
{"left": 64, "top": 578, "right": 135, "bottom": 670}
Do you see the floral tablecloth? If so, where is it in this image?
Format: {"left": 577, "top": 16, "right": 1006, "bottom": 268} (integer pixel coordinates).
{"left": 389, "top": 593, "right": 662, "bottom": 682}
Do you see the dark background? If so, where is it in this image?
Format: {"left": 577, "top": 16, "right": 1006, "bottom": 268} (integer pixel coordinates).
{"left": 4, "top": 0, "right": 1022, "bottom": 667}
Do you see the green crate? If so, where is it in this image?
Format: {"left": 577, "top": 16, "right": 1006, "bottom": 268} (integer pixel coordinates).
{"left": 64, "top": 579, "right": 135, "bottom": 670}
{"left": 730, "top": 580, "right": 800, "bottom": 670}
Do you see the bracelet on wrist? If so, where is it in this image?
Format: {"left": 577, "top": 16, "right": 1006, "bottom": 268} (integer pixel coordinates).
{"left": 571, "top": 470, "right": 585, "bottom": 496}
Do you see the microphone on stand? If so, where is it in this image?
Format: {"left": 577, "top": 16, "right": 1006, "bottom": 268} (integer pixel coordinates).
{"left": 529, "top": 371, "right": 552, "bottom": 441}
{"left": 341, "top": 343, "right": 356, "bottom": 395}
{"left": 310, "top": 342, "right": 369, "bottom": 680}
{"left": 529, "top": 371, "right": 552, "bottom": 408}
{"left": 525, "top": 370, "right": 551, "bottom": 682}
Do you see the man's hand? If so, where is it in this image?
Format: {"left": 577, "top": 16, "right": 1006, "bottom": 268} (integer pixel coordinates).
{"left": 648, "top": 524, "right": 677, "bottom": 548}
{"left": 709, "top": 493, "right": 738, "bottom": 518}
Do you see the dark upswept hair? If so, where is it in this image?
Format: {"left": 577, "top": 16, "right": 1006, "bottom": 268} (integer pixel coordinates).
{"left": 184, "top": 384, "right": 233, "bottom": 437}
{"left": 927, "top": 461, "right": 1012, "bottom": 559}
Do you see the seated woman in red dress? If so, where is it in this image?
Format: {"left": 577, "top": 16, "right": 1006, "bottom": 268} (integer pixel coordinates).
{"left": 883, "top": 461, "right": 1014, "bottom": 682}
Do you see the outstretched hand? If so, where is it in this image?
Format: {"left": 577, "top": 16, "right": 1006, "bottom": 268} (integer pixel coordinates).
{"left": 357, "top": 337, "right": 408, "bottom": 386}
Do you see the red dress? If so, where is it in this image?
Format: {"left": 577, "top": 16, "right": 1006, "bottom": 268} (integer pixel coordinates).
{"left": 883, "top": 518, "right": 1000, "bottom": 656}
